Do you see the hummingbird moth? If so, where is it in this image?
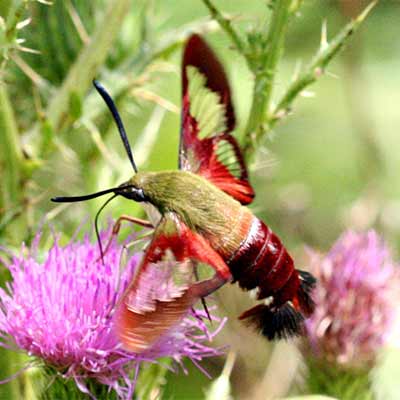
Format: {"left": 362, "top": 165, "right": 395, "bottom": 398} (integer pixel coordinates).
{"left": 52, "top": 34, "right": 316, "bottom": 353}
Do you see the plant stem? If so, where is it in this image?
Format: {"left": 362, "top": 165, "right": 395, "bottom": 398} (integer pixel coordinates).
{"left": 0, "top": 83, "right": 23, "bottom": 205}
{"left": 0, "top": 82, "right": 27, "bottom": 241}
{"left": 242, "top": 0, "right": 292, "bottom": 159}
{"left": 269, "top": 1, "right": 376, "bottom": 131}
{"left": 0, "top": 82, "right": 24, "bottom": 400}
{"left": 201, "top": 0, "right": 246, "bottom": 58}
{"left": 203, "top": 0, "right": 374, "bottom": 162}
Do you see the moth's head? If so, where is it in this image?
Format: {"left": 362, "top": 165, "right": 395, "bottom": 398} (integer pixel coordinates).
{"left": 115, "top": 178, "right": 148, "bottom": 203}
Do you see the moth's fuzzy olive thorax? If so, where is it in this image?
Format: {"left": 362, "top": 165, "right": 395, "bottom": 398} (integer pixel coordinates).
{"left": 125, "top": 171, "right": 192, "bottom": 211}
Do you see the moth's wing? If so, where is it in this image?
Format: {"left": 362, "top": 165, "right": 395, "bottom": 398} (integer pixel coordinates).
{"left": 115, "top": 213, "right": 231, "bottom": 353}
{"left": 179, "top": 34, "right": 255, "bottom": 205}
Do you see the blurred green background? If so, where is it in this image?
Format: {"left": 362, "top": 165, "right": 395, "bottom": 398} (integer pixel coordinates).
{"left": 1, "top": 0, "right": 400, "bottom": 399}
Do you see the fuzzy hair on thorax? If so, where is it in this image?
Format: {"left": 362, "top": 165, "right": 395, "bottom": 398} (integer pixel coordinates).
{"left": 129, "top": 170, "right": 251, "bottom": 255}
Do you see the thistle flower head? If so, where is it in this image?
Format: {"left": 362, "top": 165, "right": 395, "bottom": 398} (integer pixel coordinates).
{"left": 0, "top": 227, "right": 224, "bottom": 398}
{"left": 305, "top": 230, "right": 400, "bottom": 368}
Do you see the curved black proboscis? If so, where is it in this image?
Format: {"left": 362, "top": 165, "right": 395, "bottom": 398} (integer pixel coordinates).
{"left": 94, "top": 194, "right": 118, "bottom": 264}
{"left": 51, "top": 186, "right": 122, "bottom": 203}
{"left": 92, "top": 80, "right": 138, "bottom": 173}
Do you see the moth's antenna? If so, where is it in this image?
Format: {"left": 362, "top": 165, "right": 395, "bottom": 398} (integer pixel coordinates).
{"left": 92, "top": 80, "right": 138, "bottom": 173}
{"left": 94, "top": 194, "right": 118, "bottom": 264}
{"left": 51, "top": 186, "right": 123, "bottom": 203}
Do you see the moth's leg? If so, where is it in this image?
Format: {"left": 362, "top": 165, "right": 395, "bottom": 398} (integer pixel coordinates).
{"left": 112, "top": 215, "right": 153, "bottom": 233}
{"left": 189, "top": 273, "right": 229, "bottom": 299}
{"left": 102, "top": 215, "right": 154, "bottom": 257}
{"left": 192, "top": 264, "right": 213, "bottom": 322}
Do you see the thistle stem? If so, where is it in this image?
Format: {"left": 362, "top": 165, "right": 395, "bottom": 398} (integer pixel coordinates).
{"left": 203, "top": 0, "right": 375, "bottom": 162}
{"left": 0, "top": 81, "right": 24, "bottom": 400}
{"left": 269, "top": 1, "right": 376, "bottom": 131}
{"left": 201, "top": 0, "right": 247, "bottom": 60}
{"left": 0, "top": 83, "right": 23, "bottom": 204}
{"left": 0, "top": 82, "right": 27, "bottom": 242}
{"left": 242, "top": 0, "right": 292, "bottom": 159}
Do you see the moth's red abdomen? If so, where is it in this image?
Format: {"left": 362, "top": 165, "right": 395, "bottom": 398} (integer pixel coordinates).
{"left": 228, "top": 218, "right": 316, "bottom": 340}
{"left": 229, "top": 219, "right": 293, "bottom": 295}
{"left": 228, "top": 218, "right": 269, "bottom": 284}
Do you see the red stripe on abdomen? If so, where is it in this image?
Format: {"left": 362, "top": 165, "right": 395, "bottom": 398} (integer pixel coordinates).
{"left": 227, "top": 218, "right": 296, "bottom": 304}
{"left": 228, "top": 218, "right": 268, "bottom": 284}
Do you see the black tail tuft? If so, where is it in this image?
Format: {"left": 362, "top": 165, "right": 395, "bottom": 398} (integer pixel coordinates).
{"left": 297, "top": 270, "right": 316, "bottom": 316}
{"left": 239, "top": 303, "right": 304, "bottom": 340}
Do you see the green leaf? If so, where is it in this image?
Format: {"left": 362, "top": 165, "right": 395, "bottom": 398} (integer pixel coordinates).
{"left": 68, "top": 90, "right": 83, "bottom": 121}
{"left": 44, "top": 0, "right": 130, "bottom": 133}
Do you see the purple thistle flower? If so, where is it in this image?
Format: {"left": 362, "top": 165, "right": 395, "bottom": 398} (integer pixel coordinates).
{"left": 0, "top": 228, "right": 225, "bottom": 398}
{"left": 305, "top": 230, "right": 400, "bottom": 368}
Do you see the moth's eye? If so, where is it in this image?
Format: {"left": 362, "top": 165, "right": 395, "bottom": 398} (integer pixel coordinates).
{"left": 122, "top": 187, "right": 147, "bottom": 202}
{"left": 135, "top": 189, "right": 147, "bottom": 202}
